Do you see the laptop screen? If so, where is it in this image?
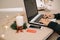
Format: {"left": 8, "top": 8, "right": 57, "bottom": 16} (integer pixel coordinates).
{"left": 24, "top": 0, "right": 38, "bottom": 22}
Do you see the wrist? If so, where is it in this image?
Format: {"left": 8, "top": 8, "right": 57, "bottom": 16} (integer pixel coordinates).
{"left": 45, "top": 20, "right": 51, "bottom": 26}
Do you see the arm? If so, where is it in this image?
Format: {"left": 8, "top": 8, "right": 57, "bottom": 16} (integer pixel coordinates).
{"left": 40, "top": 18, "right": 60, "bottom": 35}
{"left": 40, "top": 13, "right": 60, "bottom": 34}
{"left": 43, "top": 13, "right": 60, "bottom": 19}
{"left": 47, "top": 21, "right": 60, "bottom": 35}
{"left": 54, "top": 13, "right": 60, "bottom": 20}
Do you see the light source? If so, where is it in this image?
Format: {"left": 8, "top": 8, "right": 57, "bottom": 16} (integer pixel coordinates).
{"left": 0, "top": 8, "right": 23, "bottom": 12}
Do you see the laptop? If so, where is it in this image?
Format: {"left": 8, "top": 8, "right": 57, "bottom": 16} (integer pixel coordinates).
{"left": 24, "top": 0, "right": 44, "bottom": 28}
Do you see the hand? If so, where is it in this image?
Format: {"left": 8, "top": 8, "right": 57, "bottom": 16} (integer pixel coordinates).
{"left": 39, "top": 18, "right": 51, "bottom": 26}
{"left": 43, "top": 13, "right": 55, "bottom": 19}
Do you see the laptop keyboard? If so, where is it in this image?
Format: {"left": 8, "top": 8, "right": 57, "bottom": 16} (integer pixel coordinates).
{"left": 29, "top": 14, "right": 45, "bottom": 29}
{"left": 34, "top": 14, "right": 43, "bottom": 23}
{"left": 29, "top": 24, "right": 41, "bottom": 29}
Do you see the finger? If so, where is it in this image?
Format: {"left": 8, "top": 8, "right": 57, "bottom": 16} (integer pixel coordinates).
{"left": 39, "top": 18, "right": 44, "bottom": 22}
{"left": 43, "top": 15, "right": 47, "bottom": 18}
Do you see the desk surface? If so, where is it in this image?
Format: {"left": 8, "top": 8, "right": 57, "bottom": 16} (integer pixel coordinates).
{"left": 3, "top": 26, "right": 53, "bottom": 40}
{"left": 0, "top": 12, "right": 53, "bottom": 40}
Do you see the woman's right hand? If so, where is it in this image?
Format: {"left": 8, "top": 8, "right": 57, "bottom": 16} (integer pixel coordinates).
{"left": 43, "top": 13, "right": 55, "bottom": 19}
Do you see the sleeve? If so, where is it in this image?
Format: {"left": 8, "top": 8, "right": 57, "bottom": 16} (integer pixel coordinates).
{"left": 47, "top": 21, "right": 60, "bottom": 35}
{"left": 54, "top": 13, "right": 60, "bottom": 20}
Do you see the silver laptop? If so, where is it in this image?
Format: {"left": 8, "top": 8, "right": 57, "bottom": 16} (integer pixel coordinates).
{"left": 24, "top": 0, "right": 44, "bottom": 26}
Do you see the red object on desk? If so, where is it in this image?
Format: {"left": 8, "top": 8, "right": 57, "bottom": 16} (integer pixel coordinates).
{"left": 26, "top": 29, "right": 37, "bottom": 33}
{"left": 16, "top": 26, "right": 23, "bottom": 33}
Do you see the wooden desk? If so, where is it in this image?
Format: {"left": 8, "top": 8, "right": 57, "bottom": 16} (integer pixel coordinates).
{"left": 3, "top": 25, "right": 53, "bottom": 40}
{"left": 0, "top": 12, "right": 53, "bottom": 40}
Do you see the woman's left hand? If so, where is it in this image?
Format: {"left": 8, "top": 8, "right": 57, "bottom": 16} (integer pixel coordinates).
{"left": 39, "top": 18, "right": 51, "bottom": 26}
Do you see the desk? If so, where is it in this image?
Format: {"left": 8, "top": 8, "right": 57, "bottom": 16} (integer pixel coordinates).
{"left": 0, "top": 12, "right": 53, "bottom": 40}
{"left": 4, "top": 25, "right": 53, "bottom": 40}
